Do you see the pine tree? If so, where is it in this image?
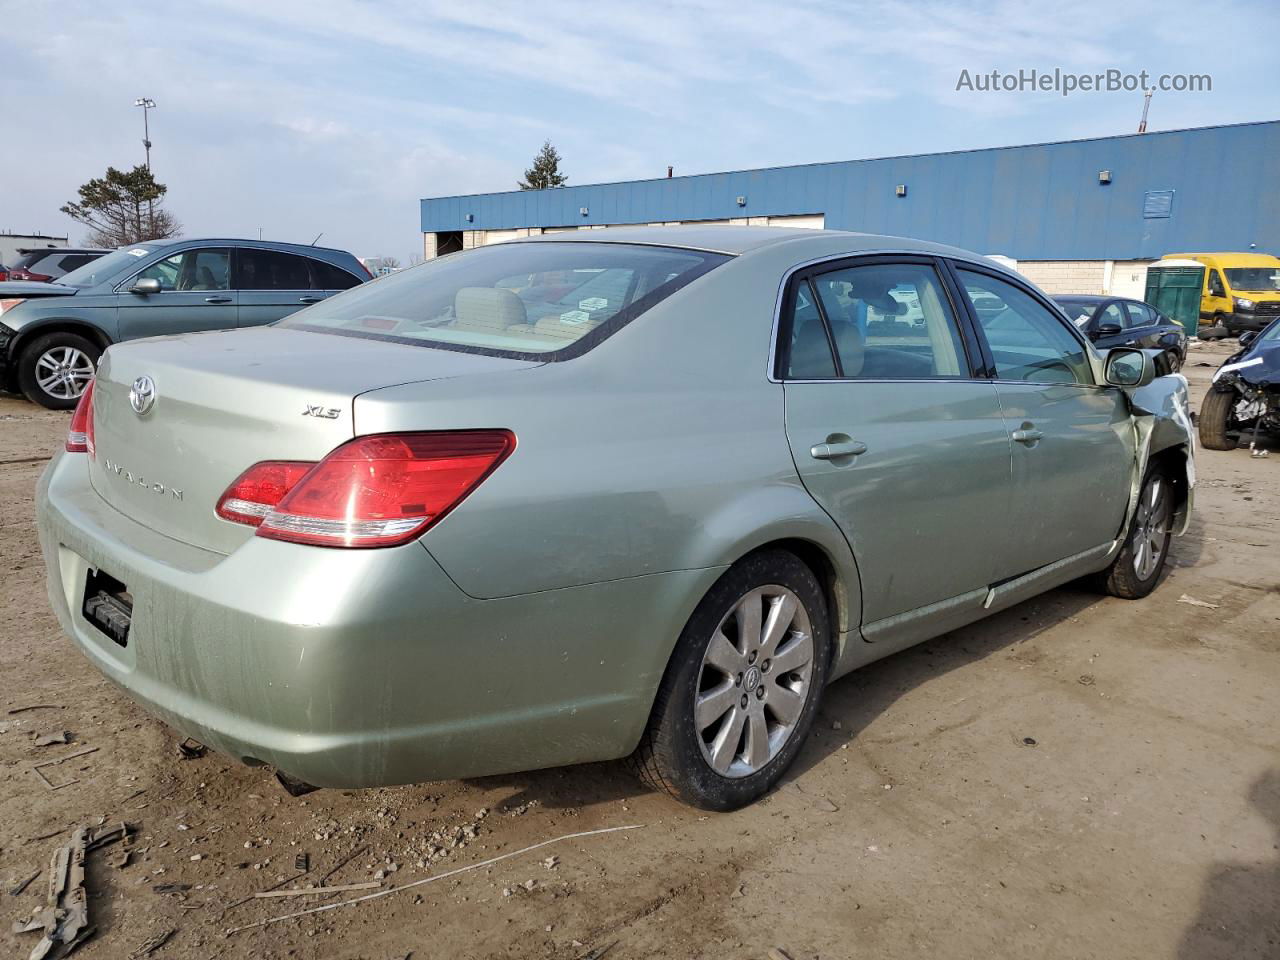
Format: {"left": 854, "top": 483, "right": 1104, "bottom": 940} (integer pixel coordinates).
{"left": 60, "top": 165, "right": 181, "bottom": 246}
{"left": 518, "top": 141, "right": 568, "bottom": 190}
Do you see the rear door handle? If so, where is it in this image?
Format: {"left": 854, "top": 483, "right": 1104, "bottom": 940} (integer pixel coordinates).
{"left": 1011, "top": 427, "right": 1044, "bottom": 444}
{"left": 810, "top": 439, "right": 868, "bottom": 460}
{"left": 204, "top": 295, "right": 233, "bottom": 304}
{"left": 298, "top": 295, "right": 324, "bottom": 304}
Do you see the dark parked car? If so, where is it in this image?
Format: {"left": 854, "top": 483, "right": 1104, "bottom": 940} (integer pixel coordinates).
{"left": 1053, "top": 296, "right": 1187, "bottom": 371}
{"left": 0, "top": 238, "right": 371, "bottom": 408}
{"left": 7, "top": 247, "right": 112, "bottom": 283}
{"left": 1198, "top": 320, "right": 1280, "bottom": 450}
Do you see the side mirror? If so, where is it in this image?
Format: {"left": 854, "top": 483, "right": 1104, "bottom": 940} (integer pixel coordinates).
{"left": 1104, "top": 348, "right": 1155, "bottom": 389}
{"left": 129, "top": 277, "right": 161, "bottom": 295}
{"left": 1239, "top": 331, "right": 1258, "bottom": 348}
{"left": 1091, "top": 321, "right": 1123, "bottom": 340}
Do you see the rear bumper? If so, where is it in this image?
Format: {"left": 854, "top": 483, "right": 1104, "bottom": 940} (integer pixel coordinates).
{"left": 37, "top": 452, "right": 719, "bottom": 787}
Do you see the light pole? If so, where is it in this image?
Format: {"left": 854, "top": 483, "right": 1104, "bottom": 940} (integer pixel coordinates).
{"left": 134, "top": 98, "right": 156, "bottom": 170}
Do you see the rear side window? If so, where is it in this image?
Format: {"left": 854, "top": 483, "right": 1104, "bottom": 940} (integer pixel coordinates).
{"left": 956, "top": 269, "right": 1092, "bottom": 385}
{"left": 310, "top": 259, "right": 362, "bottom": 290}
{"left": 238, "top": 249, "right": 315, "bottom": 290}
{"left": 1123, "top": 302, "right": 1153, "bottom": 328}
{"left": 280, "top": 241, "right": 728, "bottom": 359}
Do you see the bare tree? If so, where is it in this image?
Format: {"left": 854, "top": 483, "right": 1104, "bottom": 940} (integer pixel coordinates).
{"left": 60, "top": 165, "right": 181, "bottom": 246}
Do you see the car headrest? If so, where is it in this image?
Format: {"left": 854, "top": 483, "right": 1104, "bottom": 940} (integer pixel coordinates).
{"left": 830, "top": 320, "right": 865, "bottom": 377}
{"left": 789, "top": 317, "right": 835, "bottom": 378}
{"left": 454, "top": 287, "right": 528, "bottom": 331}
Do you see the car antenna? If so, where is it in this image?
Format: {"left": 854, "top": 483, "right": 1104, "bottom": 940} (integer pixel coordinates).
{"left": 310, "top": 232, "right": 323, "bottom": 246}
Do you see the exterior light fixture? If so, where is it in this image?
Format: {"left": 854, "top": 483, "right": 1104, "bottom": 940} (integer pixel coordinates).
{"left": 465, "top": 213, "right": 474, "bottom": 223}
{"left": 895, "top": 184, "right": 907, "bottom": 197}
{"left": 736, "top": 196, "right": 747, "bottom": 207}
{"left": 580, "top": 207, "right": 589, "bottom": 216}
{"left": 1099, "top": 170, "right": 1112, "bottom": 184}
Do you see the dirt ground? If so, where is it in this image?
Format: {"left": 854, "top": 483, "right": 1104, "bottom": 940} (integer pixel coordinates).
{"left": 1, "top": 338, "right": 1277, "bottom": 960}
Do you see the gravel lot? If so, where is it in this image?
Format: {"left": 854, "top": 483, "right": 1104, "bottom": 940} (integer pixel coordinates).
{"left": 1, "top": 338, "right": 1277, "bottom": 960}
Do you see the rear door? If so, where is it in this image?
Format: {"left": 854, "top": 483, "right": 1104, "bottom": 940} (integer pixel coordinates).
{"left": 781, "top": 256, "right": 1014, "bottom": 628}
{"left": 951, "top": 265, "right": 1135, "bottom": 573}
{"left": 116, "top": 246, "right": 237, "bottom": 341}
{"left": 310, "top": 257, "right": 365, "bottom": 297}
{"left": 1122, "top": 301, "right": 1163, "bottom": 349}
{"left": 236, "top": 248, "right": 328, "bottom": 327}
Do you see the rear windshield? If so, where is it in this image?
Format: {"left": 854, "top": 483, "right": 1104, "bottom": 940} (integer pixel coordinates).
{"left": 279, "top": 241, "right": 728, "bottom": 359}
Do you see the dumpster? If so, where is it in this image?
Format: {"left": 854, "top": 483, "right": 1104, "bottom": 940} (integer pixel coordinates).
{"left": 1145, "top": 259, "right": 1206, "bottom": 335}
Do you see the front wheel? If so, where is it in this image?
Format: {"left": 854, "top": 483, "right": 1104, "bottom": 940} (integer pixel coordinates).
{"left": 631, "top": 549, "right": 831, "bottom": 810}
{"left": 1198, "top": 387, "right": 1240, "bottom": 451}
{"left": 1099, "top": 467, "right": 1174, "bottom": 600}
{"left": 17, "top": 332, "right": 100, "bottom": 409}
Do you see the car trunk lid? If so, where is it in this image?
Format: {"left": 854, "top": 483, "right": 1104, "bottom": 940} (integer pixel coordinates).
{"left": 88, "top": 327, "right": 540, "bottom": 554}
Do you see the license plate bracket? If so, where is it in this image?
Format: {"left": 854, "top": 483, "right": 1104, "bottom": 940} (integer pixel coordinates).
{"left": 82, "top": 568, "right": 132, "bottom": 648}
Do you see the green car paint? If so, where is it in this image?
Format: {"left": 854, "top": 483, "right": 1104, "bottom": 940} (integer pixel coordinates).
{"left": 36, "top": 226, "right": 1194, "bottom": 790}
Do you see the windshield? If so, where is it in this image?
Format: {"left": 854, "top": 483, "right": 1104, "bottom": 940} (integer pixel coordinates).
{"left": 56, "top": 246, "right": 159, "bottom": 288}
{"left": 280, "top": 241, "right": 729, "bottom": 358}
{"left": 1224, "top": 267, "right": 1280, "bottom": 293}
{"left": 1053, "top": 299, "right": 1096, "bottom": 327}
{"left": 1260, "top": 318, "right": 1280, "bottom": 343}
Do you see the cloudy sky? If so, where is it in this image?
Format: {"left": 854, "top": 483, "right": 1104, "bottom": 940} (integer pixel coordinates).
{"left": 3, "top": 0, "right": 1274, "bottom": 262}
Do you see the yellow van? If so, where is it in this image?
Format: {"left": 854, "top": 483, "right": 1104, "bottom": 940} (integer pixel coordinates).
{"left": 1163, "top": 252, "right": 1280, "bottom": 336}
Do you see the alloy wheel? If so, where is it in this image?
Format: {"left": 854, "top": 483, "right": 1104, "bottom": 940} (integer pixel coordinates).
{"left": 695, "top": 585, "right": 814, "bottom": 778}
{"left": 35, "top": 346, "right": 95, "bottom": 401}
{"left": 1132, "top": 476, "right": 1172, "bottom": 580}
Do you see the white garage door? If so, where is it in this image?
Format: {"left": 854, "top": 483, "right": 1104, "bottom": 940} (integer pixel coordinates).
{"left": 766, "top": 214, "right": 825, "bottom": 229}
{"left": 483, "top": 230, "right": 525, "bottom": 245}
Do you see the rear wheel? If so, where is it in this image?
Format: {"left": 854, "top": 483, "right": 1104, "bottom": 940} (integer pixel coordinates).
{"left": 632, "top": 549, "right": 831, "bottom": 810}
{"left": 1100, "top": 467, "right": 1174, "bottom": 599}
{"left": 1198, "top": 387, "right": 1240, "bottom": 451}
{"left": 17, "top": 332, "right": 100, "bottom": 409}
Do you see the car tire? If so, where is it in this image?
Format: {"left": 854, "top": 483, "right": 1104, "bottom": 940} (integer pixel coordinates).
{"left": 631, "top": 549, "right": 831, "bottom": 811}
{"left": 1197, "top": 387, "right": 1239, "bottom": 451}
{"left": 1099, "top": 466, "right": 1175, "bottom": 600}
{"left": 17, "top": 332, "right": 100, "bottom": 410}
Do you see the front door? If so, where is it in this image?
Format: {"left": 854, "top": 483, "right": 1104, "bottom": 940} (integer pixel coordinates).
{"left": 116, "top": 247, "right": 237, "bottom": 341}
{"left": 953, "top": 266, "right": 1136, "bottom": 574}
{"left": 781, "top": 258, "right": 1014, "bottom": 627}
{"left": 236, "top": 248, "right": 331, "bottom": 328}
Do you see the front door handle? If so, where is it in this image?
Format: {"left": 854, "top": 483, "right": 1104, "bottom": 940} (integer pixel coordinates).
{"left": 204, "top": 295, "right": 233, "bottom": 304}
{"left": 810, "top": 439, "right": 868, "bottom": 460}
{"left": 1011, "top": 426, "right": 1044, "bottom": 445}
{"left": 298, "top": 296, "right": 324, "bottom": 304}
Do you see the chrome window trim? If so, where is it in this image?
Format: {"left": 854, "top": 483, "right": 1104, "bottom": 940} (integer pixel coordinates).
{"left": 766, "top": 249, "right": 1022, "bottom": 385}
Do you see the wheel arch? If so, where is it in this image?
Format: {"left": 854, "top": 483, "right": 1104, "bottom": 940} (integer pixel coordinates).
{"left": 1147, "top": 441, "right": 1194, "bottom": 536}
{"left": 11, "top": 319, "right": 112, "bottom": 362}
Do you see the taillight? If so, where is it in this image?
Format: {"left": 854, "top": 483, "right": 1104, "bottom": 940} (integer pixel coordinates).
{"left": 227, "top": 431, "right": 515, "bottom": 548}
{"left": 215, "top": 461, "right": 316, "bottom": 526}
{"left": 66, "top": 381, "right": 96, "bottom": 454}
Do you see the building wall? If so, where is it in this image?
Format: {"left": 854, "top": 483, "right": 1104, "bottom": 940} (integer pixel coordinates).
{"left": 420, "top": 121, "right": 1280, "bottom": 263}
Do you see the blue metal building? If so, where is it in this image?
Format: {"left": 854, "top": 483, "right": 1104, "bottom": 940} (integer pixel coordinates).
{"left": 420, "top": 121, "right": 1280, "bottom": 268}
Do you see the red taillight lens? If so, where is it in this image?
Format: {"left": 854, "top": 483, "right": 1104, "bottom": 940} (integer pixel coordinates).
{"left": 216, "top": 461, "right": 316, "bottom": 526}
{"left": 66, "top": 380, "right": 96, "bottom": 454}
{"left": 251, "top": 431, "right": 514, "bottom": 548}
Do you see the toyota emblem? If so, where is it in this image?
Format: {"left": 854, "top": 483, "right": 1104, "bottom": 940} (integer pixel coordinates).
{"left": 129, "top": 375, "right": 156, "bottom": 416}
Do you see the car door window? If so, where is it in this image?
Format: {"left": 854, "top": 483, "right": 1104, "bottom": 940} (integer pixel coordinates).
{"left": 1123, "top": 302, "right": 1152, "bottom": 328}
{"left": 136, "top": 248, "right": 231, "bottom": 291}
{"left": 785, "top": 281, "right": 837, "bottom": 379}
{"left": 310, "top": 259, "right": 361, "bottom": 290}
{"left": 793, "top": 262, "right": 968, "bottom": 380}
{"left": 956, "top": 269, "right": 1092, "bottom": 385}
{"left": 1208, "top": 270, "right": 1226, "bottom": 297}
{"left": 237, "top": 249, "right": 315, "bottom": 290}
{"left": 1098, "top": 303, "right": 1127, "bottom": 330}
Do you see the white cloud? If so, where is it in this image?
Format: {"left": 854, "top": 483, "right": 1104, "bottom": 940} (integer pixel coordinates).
{"left": 0, "top": 0, "right": 1272, "bottom": 261}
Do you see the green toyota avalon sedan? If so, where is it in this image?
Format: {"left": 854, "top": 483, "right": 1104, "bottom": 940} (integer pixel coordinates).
{"left": 36, "top": 227, "right": 1195, "bottom": 810}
